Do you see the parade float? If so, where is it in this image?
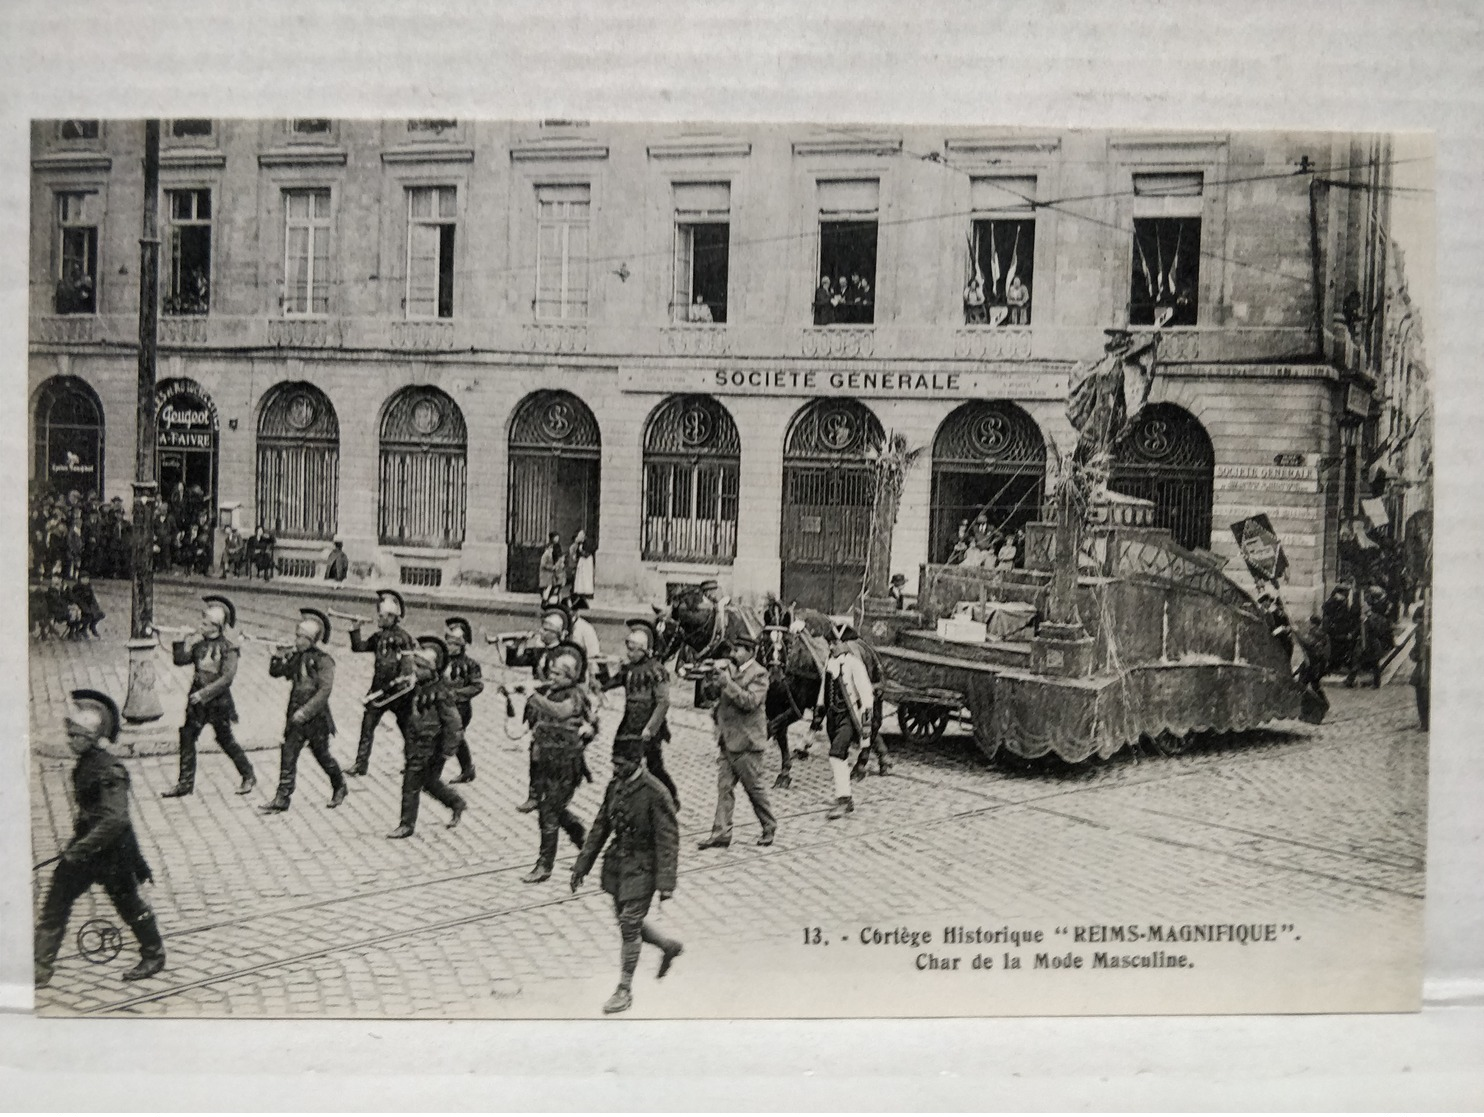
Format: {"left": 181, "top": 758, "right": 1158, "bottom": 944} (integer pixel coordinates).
{"left": 861, "top": 330, "right": 1320, "bottom": 765}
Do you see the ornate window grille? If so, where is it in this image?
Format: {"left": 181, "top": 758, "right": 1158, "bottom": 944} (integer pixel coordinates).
{"left": 641, "top": 395, "right": 740, "bottom": 562}
{"left": 256, "top": 382, "right": 339, "bottom": 540}
{"left": 378, "top": 386, "right": 467, "bottom": 548}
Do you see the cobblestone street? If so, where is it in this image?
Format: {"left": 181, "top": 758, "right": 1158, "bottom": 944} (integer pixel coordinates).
{"left": 27, "top": 579, "right": 1428, "bottom": 1018}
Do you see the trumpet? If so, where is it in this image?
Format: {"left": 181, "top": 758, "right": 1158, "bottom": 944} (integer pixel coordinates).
{"left": 364, "top": 675, "right": 416, "bottom": 710}
{"left": 326, "top": 608, "right": 372, "bottom": 627}
{"left": 150, "top": 623, "right": 282, "bottom": 647}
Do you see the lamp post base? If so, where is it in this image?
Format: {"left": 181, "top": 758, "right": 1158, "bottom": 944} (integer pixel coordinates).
{"left": 121, "top": 637, "right": 164, "bottom": 724}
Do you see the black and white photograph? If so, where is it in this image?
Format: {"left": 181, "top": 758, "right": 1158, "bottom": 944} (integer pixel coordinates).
{"left": 16, "top": 112, "right": 1438, "bottom": 1020}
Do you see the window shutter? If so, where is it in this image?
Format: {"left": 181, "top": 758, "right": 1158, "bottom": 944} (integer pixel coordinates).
{"left": 286, "top": 226, "right": 309, "bottom": 312}
{"left": 407, "top": 221, "right": 439, "bottom": 317}
{"left": 673, "top": 225, "right": 693, "bottom": 315}
{"left": 535, "top": 221, "right": 563, "bottom": 317}
{"left": 566, "top": 220, "right": 589, "bottom": 317}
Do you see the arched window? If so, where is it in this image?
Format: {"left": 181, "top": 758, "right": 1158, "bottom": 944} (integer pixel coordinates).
{"left": 1111, "top": 402, "right": 1215, "bottom": 551}
{"left": 506, "top": 389, "right": 601, "bottom": 592}
{"left": 642, "top": 394, "right": 740, "bottom": 562}
{"left": 929, "top": 401, "right": 1046, "bottom": 563}
{"left": 379, "top": 386, "right": 467, "bottom": 548}
{"left": 256, "top": 382, "right": 339, "bottom": 539}
{"left": 33, "top": 376, "right": 104, "bottom": 495}
{"left": 780, "top": 398, "right": 884, "bottom": 612}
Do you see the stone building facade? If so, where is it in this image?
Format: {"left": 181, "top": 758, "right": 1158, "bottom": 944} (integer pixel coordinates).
{"left": 29, "top": 120, "right": 1403, "bottom": 614}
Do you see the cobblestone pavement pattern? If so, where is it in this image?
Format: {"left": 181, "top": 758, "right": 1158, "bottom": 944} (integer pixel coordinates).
{"left": 27, "top": 581, "right": 1427, "bottom": 1016}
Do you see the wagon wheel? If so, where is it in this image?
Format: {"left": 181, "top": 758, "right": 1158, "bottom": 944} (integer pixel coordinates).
{"left": 896, "top": 702, "right": 949, "bottom": 745}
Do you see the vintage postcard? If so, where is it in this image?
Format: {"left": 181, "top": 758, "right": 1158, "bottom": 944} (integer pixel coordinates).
{"left": 23, "top": 118, "right": 1431, "bottom": 1018}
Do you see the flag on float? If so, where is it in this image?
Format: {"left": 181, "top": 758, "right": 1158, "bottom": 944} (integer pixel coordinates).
{"left": 1136, "top": 238, "right": 1156, "bottom": 299}
{"left": 1230, "top": 513, "right": 1289, "bottom": 583}
{"left": 1006, "top": 226, "right": 1020, "bottom": 290}
{"left": 988, "top": 223, "right": 1001, "bottom": 297}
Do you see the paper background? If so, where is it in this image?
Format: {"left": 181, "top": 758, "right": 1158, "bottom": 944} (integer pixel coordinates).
{"left": 0, "top": 0, "right": 1479, "bottom": 1107}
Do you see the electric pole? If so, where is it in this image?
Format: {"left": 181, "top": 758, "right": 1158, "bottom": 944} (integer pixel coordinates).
{"left": 122, "top": 119, "right": 162, "bottom": 724}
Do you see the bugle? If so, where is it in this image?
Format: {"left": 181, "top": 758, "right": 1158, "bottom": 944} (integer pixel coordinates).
{"left": 326, "top": 608, "right": 371, "bottom": 627}
{"left": 364, "top": 674, "right": 416, "bottom": 709}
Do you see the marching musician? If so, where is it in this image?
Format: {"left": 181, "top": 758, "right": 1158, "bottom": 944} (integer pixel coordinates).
{"left": 570, "top": 735, "right": 683, "bottom": 1015}
{"left": 387, "top": 636, "right": 467, "bottom": 839}
{"left": 697, "top": 633, "right": 776, "bottom": 850}
{"left": 602, "top": 618, "right": 681, "bottom": 810}
{"left": 516, "top": 603, "right": 574, "bottom": 814}
{"left": 161, "top": 594, "right": 256, "bottom": 799}
{"left": 443, "top": 616, "right": 483, "bottom": 784}
{"left": 347, "top": 589, "right": 418, "bottom": 777}
{"left": 822, "top": 619, "right": 875, "bottom": 821}
{"left": 260, "top": 608, "right": 347, "bottom": 814}
{"left": 520, "top": 642, "right": 597, "bottom": 883}
{"left": 34, "top": 690, "right": 167, "bottom": 988}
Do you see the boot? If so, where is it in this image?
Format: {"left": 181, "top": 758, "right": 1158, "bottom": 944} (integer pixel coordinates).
{"left": 258, "top": 796, "right": 290, "bottom": 813}
{"left": 386, "top": 825, "right": 414, "bottom": 839}
{"left": 602, "top": 985, "right": 633, "bottom": 1014}
{"left": 560, "top": 815, "right": 587, "bottom": 849}
{"left": 522, "top": 830, "right": 557, "bottom": 882}
{"left": 163, "top": 733, "right": 197, "bottom": 797}
{"left": 122, "top": 913, "right": 165, "bottom": 981}
{"left": 447, "top": 804, "right": 465, "bottom": 829}
{"left": 827, "top": 796, "right": 855, "bottom": 821}
{"left": 328, "top": 785, "right": 347, "bottom": 809}
{"left": 236, "top": 773, "right": 256, "bottom": 796}
{"left": 451, "top": 768, "right": 475, "bottom": 784}
{"left": 346, "top": 763, "right": 369, "bottom": 778}
{"left": 657, "top": 942, "right": 684, "bottom": 979}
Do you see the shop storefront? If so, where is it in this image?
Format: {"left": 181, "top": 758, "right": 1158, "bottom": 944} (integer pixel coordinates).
{"left": 33, "top": 375, "right": 104, "bottom": 496}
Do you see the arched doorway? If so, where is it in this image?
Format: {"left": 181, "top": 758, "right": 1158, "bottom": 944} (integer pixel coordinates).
{"left": 506, "top": 389, "right": 601, "bottom": 592}
{"left": 378, "top": 386, "right": 467, "bottom": 548}
{"left": 155, "top": 378, "right": 219, "bottom": 528}
{"left": 642, "top": 394, "right": 740, "bottom": 563}
{"left": 33, "top": 376, "right": 104, "bottom": 496}
{"left": 929, "top": 401, "right": 1046, "bottom": 562}
{"left": 257, "top": 382, "right": 339, "bottom": 539}
{"left": 780, "top": 398, "right": 883, "bottom": 612}
{"left": 1110, "top": 402, "right": 1214, "bottom": 551}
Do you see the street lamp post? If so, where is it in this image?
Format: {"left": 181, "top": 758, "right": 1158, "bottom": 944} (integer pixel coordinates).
{"left": 122, "top": 119, "right": 163, "bottom": 724}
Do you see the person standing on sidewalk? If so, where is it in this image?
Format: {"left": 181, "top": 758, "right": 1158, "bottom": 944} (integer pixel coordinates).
{"left": 387, "top": 636, "right": 467, "bottom": 839}
{"left": 443, "top": 617, "right": 484, "bottom": 784}
{"left": 698, "top": 633, "right": 776, "bottom": 850}
{"left": 260, "top": 608, "right": 346, "bottom": 814}
{"left": 521, "top": 643, "right": 597, "bottom": 882}
{"left": 603, "top": 618, "right": 680, "bottom": 810}
{"left": 35, "top": 690, "right": 167, "bottom": 988}
{"left": 162, "top": 594, "right": 256, "bottom": 799}
{"left": 538, "top": 532, "right": 565, "bottom": 605}
{"left": 822, "top": 619, "right": 875, "bottom": 821}
{"left": 571, "top": 736, "right": 682, "bottom": 1015}
{"left": 347, "top": 590, "right": 418, "bottom": 777}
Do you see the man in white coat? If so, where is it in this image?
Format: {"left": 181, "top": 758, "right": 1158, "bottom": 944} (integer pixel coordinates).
{"left": 822, "top": 617, "right": 874, "bottom": 820}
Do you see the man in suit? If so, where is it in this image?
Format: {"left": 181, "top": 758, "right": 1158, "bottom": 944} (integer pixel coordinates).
{"left": 347, "top": 590, "right": 418, "bottom": 776}
{"left": 34, "top": 690, "right": 166, "bottom": 987}
{"left": 261, "top": 608, "right": 346, "bottom": 813}
{"left": 162, "top": 594, "right": 256, "bottom": 798}
{"left": 697, "top": 633, "right": 776, "bottom": 850}
{"left": 571, "top": 736, "right": 682, "bottom": 1015}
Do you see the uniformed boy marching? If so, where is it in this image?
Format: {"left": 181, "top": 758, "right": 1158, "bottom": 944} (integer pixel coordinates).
{"left": 260, "top": 608, "right": 347, "bottom": 813}
{"left": 162, "top": 594, "right": 256, "bottom": 798}
{"left": 443, "top": 616, "right": 484, "bottom": 784}
{"left": 602, "top": 618, "right": 681, "bottom": 810}
{"left": 34, "top": 690, "right": 166, "bottom": 987}
{"left": 571, "top": 736, "right": 683, "bottom": 1015}
{"left": 515, "top": 603, "right": 573, "bottom": 814}
{"left": 823, "top": 619, "right": 875, "bottom": 820}
{"left": 348, "top": 589, "right": 418, "bottom": 776}
{"left": 387, "top": 636, "right": 467, "bottom": 839}
{"left": 521, "top": 642, "right": 597, "bottom": 882}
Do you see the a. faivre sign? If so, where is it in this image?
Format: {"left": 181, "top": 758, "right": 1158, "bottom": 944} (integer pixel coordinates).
{"left": 623, "top": 366, "right": 1068, "bottom": 400}
{"left": 157, "top": 391, "right": 216, "bottom": 450}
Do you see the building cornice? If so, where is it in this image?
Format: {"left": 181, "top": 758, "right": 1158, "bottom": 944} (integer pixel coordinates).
{"left": 647, "top": 138, "right": 753, "bottom": 160}
{"left": 509, "top": 139, "right": 610, "bottom": 162}
{"left": 791, "top": 137, "right": 902, "bottom": 158}
{"left": 31, "top": 152, "right": 112, "bottom": 174}
{"left": 381, "top": 147, "right": 476, "bottom": 165}
{"left": 944, "top": 136, "right": 1062, "bottom": 160}
{"left": 257, "top": 149, "right": 349, "bottom": 168}
{"left": 161, "top": 150, "right": 227, "bottom": 171}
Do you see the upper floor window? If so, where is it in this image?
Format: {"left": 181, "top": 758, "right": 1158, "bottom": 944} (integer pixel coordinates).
{"left": 170, "top": 119, "right": 214, "bottom": 139}
{"left": 282, "top": 188, "right": 331, "bottom": 316}
{"left": 813, "top": 178, "right": 878, "bottom": 326}
{"left": 965, "top": 176, "right": 1036, "bottom": 327}
{"left": 58, "top": 120, "right": 99, "bottom": 141}
{"left": 406, "top": 185, "right": 456, "bottom": 319}
{"left": 164, "top": 189, "right": 211, "bottom": 316}
{"left": 408, "top": 119, "right": 458, "bottom": 136}
{"left": 672, "top": 181, "right": 730, "bottom": 324}
{"left": 54, "top": 192, "right": 97, "bottom": 315}
{"left": 1130, "top": 172, "right": 1203, "bottom": 328}
{"left": 535, "top": 183, "right": 590, "bottom": 321}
